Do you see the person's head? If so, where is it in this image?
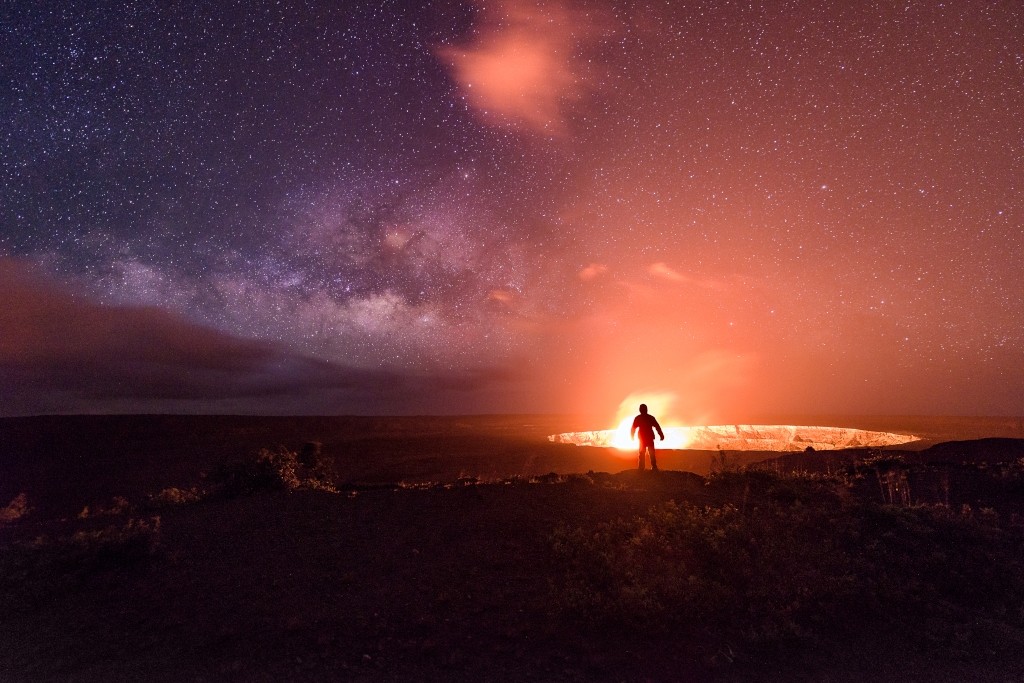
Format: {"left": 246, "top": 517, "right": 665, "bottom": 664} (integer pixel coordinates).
{"left": 639, "top": 403, "right": 648, "bottom": 414}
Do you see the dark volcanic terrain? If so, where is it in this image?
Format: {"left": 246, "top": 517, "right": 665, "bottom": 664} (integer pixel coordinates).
{"left": 2, "top": 415, "right": 1024, "bottom": 681}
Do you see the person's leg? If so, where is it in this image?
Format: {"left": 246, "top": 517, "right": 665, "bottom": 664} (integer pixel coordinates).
{"left": 650, "top": 443, "right": 658, "bottom": 471}
{"left": 637, "top": 442, "right": 646, "bottom": 470}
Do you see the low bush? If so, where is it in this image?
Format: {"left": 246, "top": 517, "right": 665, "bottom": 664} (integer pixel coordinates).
{"left": 208, "top": 445, "right": 336, "bottom": 497}
{"left": 550, "top": 471, "right": 1024, "bottom": 658}
{"left": 0, "top": 516, "right": 161, "bottom": 610}
{"left": 78, "top": 495, "right": 131, "bottom": 519}
{"left": 148, "top": 486, "right": 204, "bottom": 507}
{"left": 0, "top": 493, "right": 30, "bottom": 526}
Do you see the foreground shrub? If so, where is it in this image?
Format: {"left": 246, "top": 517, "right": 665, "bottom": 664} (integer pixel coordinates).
{"left": 209, "top": 445, "right": 336, "bottom": 497}
{"left": 0, "top": 493, "right": 30, "bottom": 526}
{"left": 78, "top": 495, "right": 131, "bottom": 519}
{"left": 0, "top": 517, "right": 161, "bottom": 610}
{"left": 550, "top": 472, "right": 1024, "bottom": 657}
{"left": 148, "top": 486, "right": 204, "bottom": 507}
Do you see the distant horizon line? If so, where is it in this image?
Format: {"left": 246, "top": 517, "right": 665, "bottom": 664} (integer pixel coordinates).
{"left": 2, "top": 412, "right": 1022, "bottom": 421}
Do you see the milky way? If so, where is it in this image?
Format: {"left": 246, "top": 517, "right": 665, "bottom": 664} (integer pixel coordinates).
{"left": 1, "top": 0, "right": 1021, "bottom": 418}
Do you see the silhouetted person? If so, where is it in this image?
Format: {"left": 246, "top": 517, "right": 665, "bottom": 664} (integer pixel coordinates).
{"left": 630, "top": 403, "right": 665, "bottom": 471}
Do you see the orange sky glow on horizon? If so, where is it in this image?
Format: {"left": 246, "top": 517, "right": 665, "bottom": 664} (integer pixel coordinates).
{"left": 1, "top": 0, "right": 1020, "bottom": 417}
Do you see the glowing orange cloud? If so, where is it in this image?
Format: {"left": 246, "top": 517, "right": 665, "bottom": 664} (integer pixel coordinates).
{"left": 648, "top": 261, "right": 689, "bottom": 283}
{"left": 488, "top": 289, "right": 515, "bottom": 303}
{"left": 578, "top": 263, "right": 608, "bottom": 281}
{"left": 437, "top": 1, "right": 605, "bottom": 134}
{"left": 648, "top": 262, "right": 741, "bottom": 291}
{"left": 598, "top": 352, "right": 758, "bottom": 428}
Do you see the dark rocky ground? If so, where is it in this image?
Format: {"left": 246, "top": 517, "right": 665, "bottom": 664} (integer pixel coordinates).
{"left": 2, "top": 415, "right": 1024, "bottom": 681}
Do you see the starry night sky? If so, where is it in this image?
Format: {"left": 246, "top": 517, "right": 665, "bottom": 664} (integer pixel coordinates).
{"left": 2, "top": 0, "right": 1022, "bottom": 420}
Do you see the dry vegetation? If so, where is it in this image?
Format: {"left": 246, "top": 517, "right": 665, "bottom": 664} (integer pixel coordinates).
{"left": 1, "top": 416, "right": 1023, "bottom": 681}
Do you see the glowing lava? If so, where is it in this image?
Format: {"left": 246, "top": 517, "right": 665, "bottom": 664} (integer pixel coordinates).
{"left": 604, "top": 416, "right": 691, "bottom": 449}
{"left": 549, "top": 424, "right": 919, "bottom": 452}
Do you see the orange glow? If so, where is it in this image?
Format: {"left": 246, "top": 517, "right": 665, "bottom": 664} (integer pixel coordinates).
{"left": 488, "top": 289, "right": 514, "bottom": 303}
{"left": 648, "top": 261, "right": 689, "bottom": 283}
{"left": 550, "top": 424, "right": 919, "bottom": 452}
{"left": 594, "top": 392, "right": 693, "bottom": 455}
{"left": 436, "top": 0, "right": 606, "bottom": 134}
{"left": 606, "top": 415, "right": 692, "bottom": 452}
{"left": 578, "top": 263, "right": 608, "bottom": 281}
{"left": 549, "top": 393, "right": 919, "bottom": 455}
{"left": 554, "top": 262, "right": 764, "bottom": 423}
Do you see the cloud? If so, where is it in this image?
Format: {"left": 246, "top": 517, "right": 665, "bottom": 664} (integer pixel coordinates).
{"left": 648, "top": 262, "right": 689, "bottom": 283}
{"left": 578, "top": 263, "right": 608, "bottom": 281}
{"left": 437, "top": 0, "right": 607, "bottom": 134}
{"left": 0, "top": 259, "right": 525, "bottom": 415}
{"left": 0, "top": 260, "right": 342, "bottom": 406}
{"left": 647, "top": 262, "right": 743, "bottom": 291}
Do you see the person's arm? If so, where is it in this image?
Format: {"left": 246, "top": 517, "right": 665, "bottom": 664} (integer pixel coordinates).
{"left": 630, "top": 416, "right": 638, "bottom": 439}
{"left": 654, "top": 418, "right": 665, "bottom": 440}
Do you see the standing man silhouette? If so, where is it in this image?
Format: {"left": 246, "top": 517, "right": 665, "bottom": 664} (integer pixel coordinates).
{"left": 630, "top": 403, "right": 665, "bottom": 471}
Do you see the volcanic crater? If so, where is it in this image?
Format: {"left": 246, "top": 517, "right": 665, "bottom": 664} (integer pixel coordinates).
{"left": 549, "top": 424, "right": 919, "bottom": 451}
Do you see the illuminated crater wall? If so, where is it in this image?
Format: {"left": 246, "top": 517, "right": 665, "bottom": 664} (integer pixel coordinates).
{"left": 548, "top": 425, "right": 919, "bottom": 451}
